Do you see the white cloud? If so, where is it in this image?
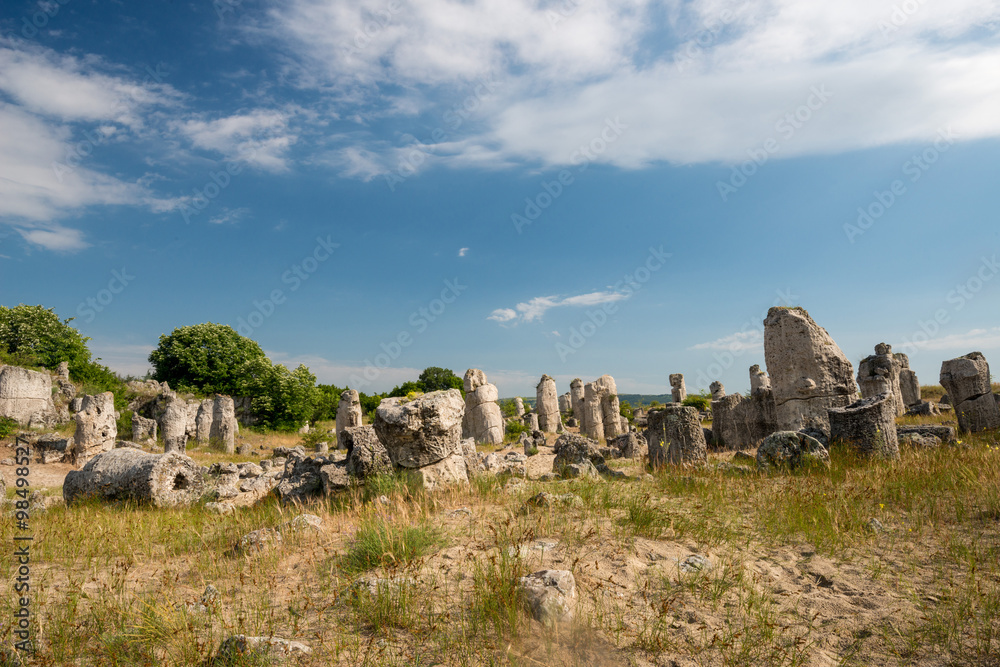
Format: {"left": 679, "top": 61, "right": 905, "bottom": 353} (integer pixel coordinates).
{"left": 175, "top": 110, "right": 298, "bottom": 172}
{"left": 209, "top": 207, "right": 250, "bottom": 225}
{"left": 458, "top": 247, "right": 469, "bottom": 257}
{"left": 16, "top": 225, "right": 89, "bottom": 252}
{"left": 89, "top": 343, "right": 155, "bottom": 378}
{"left": 490, "top": 290, "right": 628, "bottom": 325}
{"left": 900, "top": 327, "right": 1000, "bottom": 353}
{"left": 689, "top": 330, "right": 764, "bottom": 353}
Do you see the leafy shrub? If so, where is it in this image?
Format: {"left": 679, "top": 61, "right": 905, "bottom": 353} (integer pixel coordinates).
{"left": 682, "top": 393, "right": 711, "bottom": 412}
{"left": 504, "top": 419, "right": 529, "bottom": 443}
{"left": 0, "top": 416, "right": 19, "bottom": 439}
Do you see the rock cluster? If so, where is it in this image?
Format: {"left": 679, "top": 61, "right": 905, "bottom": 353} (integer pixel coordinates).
{"left": 581, "top": 375, "right": 624, "bottom": 441}
{"left": 72, "top": 392, "right": 117, "bottom": 464}
{"left": 0, "top": 365, "right": 59, "bottom": 427}
{"left": 857, "top": 343, "right": 905, "bottom": 416}
{"left": 940, "top": 352, "right": 1000, "bottom": 433}
{"left": 828, "top": 392, "right": 900, "bottom": 459}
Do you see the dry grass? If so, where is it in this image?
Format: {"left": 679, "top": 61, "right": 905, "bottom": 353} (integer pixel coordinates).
{"left": 3, "top": 391, "right": 1000, "bottom": 665}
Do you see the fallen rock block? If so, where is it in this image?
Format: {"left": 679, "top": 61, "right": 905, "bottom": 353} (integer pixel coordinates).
{"left": 756, "top": 431, "right": 830, "bottom": 472}
{"left": 519, "top": 570, "right": 576, "bottom": 626}
{"left": 63, "top": 448, "right": 204, "bottom": 507}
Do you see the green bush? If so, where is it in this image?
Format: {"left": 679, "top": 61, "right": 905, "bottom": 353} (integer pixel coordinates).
{"left": 0, "top": 416, "right": 19, "bottom": 439}
{"left": 504, "top": 420, "right": 530, "bottom": 443}
{"left": 682, "top": 393, "right": 711, "bottom": 412}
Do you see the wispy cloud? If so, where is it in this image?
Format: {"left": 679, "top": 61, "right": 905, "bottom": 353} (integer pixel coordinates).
{"left": 689, "top": 330, "right": 764, "bottom": 353}
{"left": 902, "top": 327, "right": 1000, "bottom": 352}
{"left": 209, "top": 207, "right": 250, "bottom": 225}
{"left": 489, "top": 290, "right": 628, "bottom": 325}
{"left": 458, "top": 247, "right": 469, "bottom": 257}
{"left": 175, "top": 109, "right": 298, "bottom": 172}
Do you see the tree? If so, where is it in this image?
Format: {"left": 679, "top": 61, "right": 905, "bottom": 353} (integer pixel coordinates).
{"left": 388, "top": 380, "right": 424, "bottom": 398}
{"left": 620, "top": 400, "right": 634, "bottom": 423}
{"left": 0, "top": 304, "right": 92, "bottom": 376}
{"left": 148, "top": 323, "right": 267, "bottom": 395}
{"left": 418, "top": 366, "right": 463, "bottom": 393}
{"left": 242, "top": 362, "right": 318, "bottom": 431}
{"left": 312, "top": 383, "right": 344, "bottom": 422}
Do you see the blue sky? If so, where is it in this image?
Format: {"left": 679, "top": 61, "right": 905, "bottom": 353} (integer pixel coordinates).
{"left": 2, "top": 0, "right": 1000, "bottom": 398}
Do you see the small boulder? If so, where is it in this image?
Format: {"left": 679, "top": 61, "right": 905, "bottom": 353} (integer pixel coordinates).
{"left": 756, "top": 431, "right": 830, "bottom": 472}
{"left": 518, "top": 570, "right": 576, "bottom": 626}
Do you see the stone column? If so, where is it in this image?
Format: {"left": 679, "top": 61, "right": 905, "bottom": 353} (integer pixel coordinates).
{"left": 536, "top": 375, "right": 560, "bottom": 433}
{"left": 828, "top": 392, "right": 899, "bottom": 459}
{"left": 940, "top": 352, "right": 1000, "bottom": 433}
{"left": 646, "top": 404, "right": 707, "bottom": 467}
{"left": 669, "top": 374, "right": 686, "bottom": 403}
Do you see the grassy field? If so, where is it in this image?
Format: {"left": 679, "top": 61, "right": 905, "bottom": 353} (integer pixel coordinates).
{"left": 2, "top": 394, "right": 1000, "bottom": 665}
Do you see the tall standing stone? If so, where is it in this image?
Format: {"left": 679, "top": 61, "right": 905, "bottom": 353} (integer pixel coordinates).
{"left": 897, "top": 354, "right": 921, "bottom": 408}
{"left": 195, "top": 399, "right": 214, "bottom": 443}
{"left": 709, "top": 381, "right": 725, "bottom": 400}
{"left": 211, "top": 396, "right": 237, "bottom": 454}
{"left": 336, "top": 389, "right": 363, "bottom": 445}
{"left": 596, "top": 375, "right": 624, "bottom": 440}
{"left": 669, "top": 374, "right": 687, "bottom": 404}
{"left": 731, "top": 365, "right": 779, "bottom": 450}
{"left": 711, "top": 393, "right": 744, "bottom": 450}
{"left": 536, "top": 375, "right": 560, "bottom": 433}
{"left": 0, "top": 365, "right": 58, "bottom": 427}
{"left": 750, "top": 364, "right": 771, "bottom": 394}
{"left": 161, "top": 397, "right": 189, "bottom": 454}
{"left": 73, "top": 392, "right": 117, "bottom": 464}
{"left": 940, "top": 352, "right": 1000, "bottom": 433}
{"left": 558, "top": 393, "right": 571, "bottom": 414}
{"left": 523, "top": 413, "right": 539, "bottom": 431}
{"left": 646, "top": 404, "right": 707, "bottom": 467}
{"left": 829, "top": 393, "right": 900, "bottom": 459}
{"left": 857, "top": 343, "right": 904, "bottom": 416}
{"left": 582, "top": 382, "right": 602, "bottom": 440}
{"left": 462, "top": 369, "right": 504, "bottom": 445}
{"left": 763, "top": 307, "right": 857, "bottom": 434}
{"left": 570, "top": 378, "right": 584, "bottom": 419}
{"left": 514, "top": 397, "right": 525, "bottom": 418}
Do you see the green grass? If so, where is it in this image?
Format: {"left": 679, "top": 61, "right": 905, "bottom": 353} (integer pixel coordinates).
{"left": 338, "top": 514, "right": 439, "bottom": 575}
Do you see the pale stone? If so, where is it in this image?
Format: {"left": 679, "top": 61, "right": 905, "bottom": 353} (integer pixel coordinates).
{"left": 829, "top": 392, "right": 900, "bottom": 459}
{"left": 462, "top": 369, "right": 504, "bottom": 445}
{"left": 402, "top": 451, "right": 469, "bottom": 490}
{"left": 857, "top": 343, "right": 905, "bottom": 416}
{"left": 570, "top": 378, "right": 584, "bottom": 419}
{"left": 711, "top": 393, "right": 743, "bottom": 450}
{"left": 336, "top": 389, "right": 363, "bottom": 443}
{"left": 669, "top": 374, "right": 686, "bottom": 403}
{"left": 763, "top": 307, "right": 857, "bottom": 434}
{"left": 646, "top": 404, "right": 707, "bottom": 467}
{"left": 519, "top": 570, "right": 576, "bottom": 626}
{"left": 63, "top": 448, "right": 204, "bottom": 507}
{"left": 513, "top": 397, "right": 525, "bottom": 418}
{"left": 940, "top": 352, "right": 1000, "bottom": 433}
{"left": 73, "top": 392, "right": 117, "bottom": 464}
{"left": 536, "top": 374, "right": 560, "bottom": 433}
{"left": 374, "top": 389, "right": 465, "bottom": 468}
{"left": 211, "top": 396, "right": 237, "bottom": 454}
{"left": 0, "top": 365, "right": 58, "bottom": 426}
{"left": 161, "top": 398, "right": 188, "bottom": 454}
{"left": 709, "top": 381, "right": 725, "bottom": 400}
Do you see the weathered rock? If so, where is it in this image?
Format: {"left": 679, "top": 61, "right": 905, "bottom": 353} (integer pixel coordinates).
{"left": 828, "top": 393, "right": 899, "bottom": 459}
{"left": 131, "top": 414, "right": 157, "bottom": 444}
{"left": 709, "top": 381, "right": 725, "bottom": 400}
{"left": 513, "top": 396, "right": 525, "bottom": 418}
{"left": 906, "top": 401, "right": 940, "bottom": 417}
{"left": 750, "top": 364, "right": 771, "bottom": 395}
{"left": 552, "top": 433, "right": 605, "bottom": 476}
{"left": 607, "top": 432, "right": 646, "bottom": 459}
{"left": 233, "top": 529, "right": 282, "bottom": 556}
{"left": 558, "top": 392, "right": 571, "bottom": 414}
{"left": 342, "top": 426, "right": 391, "bottom": 479}
{"left": 940, "top": 352, "right": 1000, "bottom": 433}
{"left": 195, "top": 399, "right": 213, "bottom": 443}
{"left": 523, "top": 412, "right": 539, "bottom": 431}
{"left": 536, "top": 374, "right": 560, "bottom": 433}
{"left": 320, "top": 462, "right": 351, "bottom": 493}
{"left": 526, "top": 491, "right": 583, "bottom": 509}
{"left": 857, "top": 343, "right": 905, "bottom": 416}
{"left": 160, "top": 398, "right": 189, "bottom": 454}
{"left": 897, "top": 424, "right": 956, "bottom": 443}
{"left": 730, "top": 366, "right": 780, "bottom": 450}
{"left": 63, "top": 448, "right": 204, "bottom": 506}
{"left": 646, "top": 404, "right": 707, "bottom": 467}
{"left": 72, "top": 392, "right": 117, "bottom": 464}
{"left": 763, "top": 307, "right": 857, "bottom": 433}
{"left": 374, "top": 390, "right": 464, "bottom": 468}
{"left": 581, "top": 375, "right": 623, "bottom": 441}
{"left": 669, "top": 374, "right": 687, "bottom": 404}
{"left": 570, "top": 378, "right": 584, "bottom": 419}
{"left": 462, "top": 369, "right": 504, "bottom": 445}
{"left": 275, "top": 451, "right": 327, "bottom": 504}
{"left": 899, "top": 433, "right": 942, "bottom": 449}
{"left": 897, "top": 354, "right": 921, "bottom": 407}
{"left": 519, "top": 570, "right": 576, "bottom": 626}
{"left": 402, "top": 451, "right": 469, "bottom": 490}
{"left": 335, "top": 389, "right": 363, "bottom": 444}
{"left": 220, "top": 635, "right": 313, "bottom": 662}
{"left": 0, "top": 365, "right": 58, "bottom": 427}
{"left": 711, "top": 393, "right": 743, "bottom": 450}
{"left": 35, "top": 434, "right": 72, "bottom": 464}
{"left": 756, "top": 431, "right": 830, "bottom": 472}
{"left": 940, "top": 393, "right": 951, "bottom": 405}
{"left": 210, "top": 396, "right": 237, "bottom": 454}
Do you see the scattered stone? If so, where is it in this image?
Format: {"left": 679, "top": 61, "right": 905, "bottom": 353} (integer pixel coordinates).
{"left": 940, "top": 352, "right": 1000, "bottom": 433}
{"left": 217, "top": 635, "right": 311, "bottom": 660}
{"left": 526, "top": 492, "right": 583, "bottom": 509}
{"left": 899, "top": 433, "right": 942, "bottom": 449}
{"left": 34, "top": 433, "right": 72, "bottom": 464}
{"left": 867, "top": 518, "right": 884, "bottom": 534}
{"left": 896, "top": 424, "right": 956, "bottom": 443}
{"left": 906, "top": 401, "right": 940, "bottom": 417}
{"left": 607, "top": 432, "right": 647, "bottom": 459}
{"left": 280, "top": 513, "right": 325, "bottom": 534}
{"left": 275, "top": 451, "right": 326, "bottom": 504}
{"left": 763, "top": 306, "right": 857, "bottom": 433}
{"left": 519, "top": 570, "right": 576, "bottom": 626}
{"left": 669, "top": 374, "right": 687, "bottom": 404}
{"left": 320, "top": 463, "right": 351, "bottom": 493}
{"left": 732, "top": 451, "right": 755, "bottom": 464}
{"left": 63, "top": 448, "right": 204, "bottom": 507}
{"left": 401, "top": 451, "right": 469, "bottom": 490}
{"left": 646, "top": 404, "right": 708, "bottom": 467}
{"left": 552, "top": 433, "right": 605, "bottom": 477}
{"left": 235, "top": 528, "right": 282, "bottom": 555}
{"left": 679, "top": 554, "right": 711, "bottom": 573}
{"left": 756, "top": 431, "right": 830, "bottom": 472}
{"left": 828, "top": 393, "right": 900, "bottom": 459}
{"left": 535, "top": 374, "right": 560, "bottom": 433}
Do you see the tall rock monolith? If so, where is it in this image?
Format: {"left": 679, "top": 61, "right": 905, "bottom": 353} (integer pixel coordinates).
{"left": 536, "top": 375, "right": 560, "bottom": 433}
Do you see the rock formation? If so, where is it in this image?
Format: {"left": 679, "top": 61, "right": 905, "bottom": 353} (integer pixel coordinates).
{"left": 210, "top": 396, "right": 237, "bottom": 453}
{"left": 940, "top": 352, "right": 1000, "bottom": 433}
{"left": 857, "top": 343, "right": 905, "bottom": 416}
{"left": 0, "top": 365, "right": 58, "bottom": 426}
{"left": 63, "top": 448, "right": 204, "bottom": 507}
{"left": 535, "top": 375, "right": 560, "bottom": 433}
{"left": 828, "top": 392, "right": 900, "bottom": 459}
{"left": 72, "top": 392, "right": 117, "bottom": 464}
{"left": 336, "top": 389, "right": 363, "bottom": 444}
{"left": 763, "top": 307, "right": 857, "bottom": 434}
{"left": 570, "top": 378, "right": 584, "bottom": 419}
{"left": 161, "top": 397, "right": 189, "bottom": 454}
{"left": 646, "top": 404, "right": 707, "bottom": 467}
{"left": 669, "top": 374, "right": 686, "bottom": 403}
{"left": 897, "top": 354, "right": 921, "bottom": 408}
{"left": 462, "top": 369, "right": 504, "bottom": 445}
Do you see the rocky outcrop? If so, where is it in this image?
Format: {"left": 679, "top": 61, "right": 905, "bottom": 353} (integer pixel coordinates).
{"left": 535, "top": 375, "right": 560, "bottom": 433}
{"left": 763, "top": 307, "right": 857, "bottom": 434}
{"left": 581, "top": 375, "right": 623, "bottom": 441}
{"left": 570, "top": 378, "right": 584, "bottom": 419}
{"left": 63, "top": 448, "right": 204, "bottom": 507}
{"left": 343, "top": 426, "right": 391, "bottom": 479}
{"left": 709, "top": 381, "right": 725, "bottom": 400}
{"left": 72, "top": 392, "right": 117, "bottom": 464}
{"left": 828, "top": 393, "right": 900, "bottom": 459}
{"left": 519, "top": 570, "right": 576, "bottom": 626}
{"left": 711, "top": 393, "right": 743, "bottom": 450}
{"left": 940, "top": 352, "right": 1000, "bottom": 433}
{"left": 513, "top": 397, "right": 525, "bottom": 418}
{"left": 462, "top": 369, "right": 504, "bottom": 445}
{"left": 646, "top": 404, "right": 707, "bottom": 467}
{"left": 132, "top": 414, "right": 157, "bottom": 444}
{"left": 0, "top": 365, "right": 58, "bottom": 427}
